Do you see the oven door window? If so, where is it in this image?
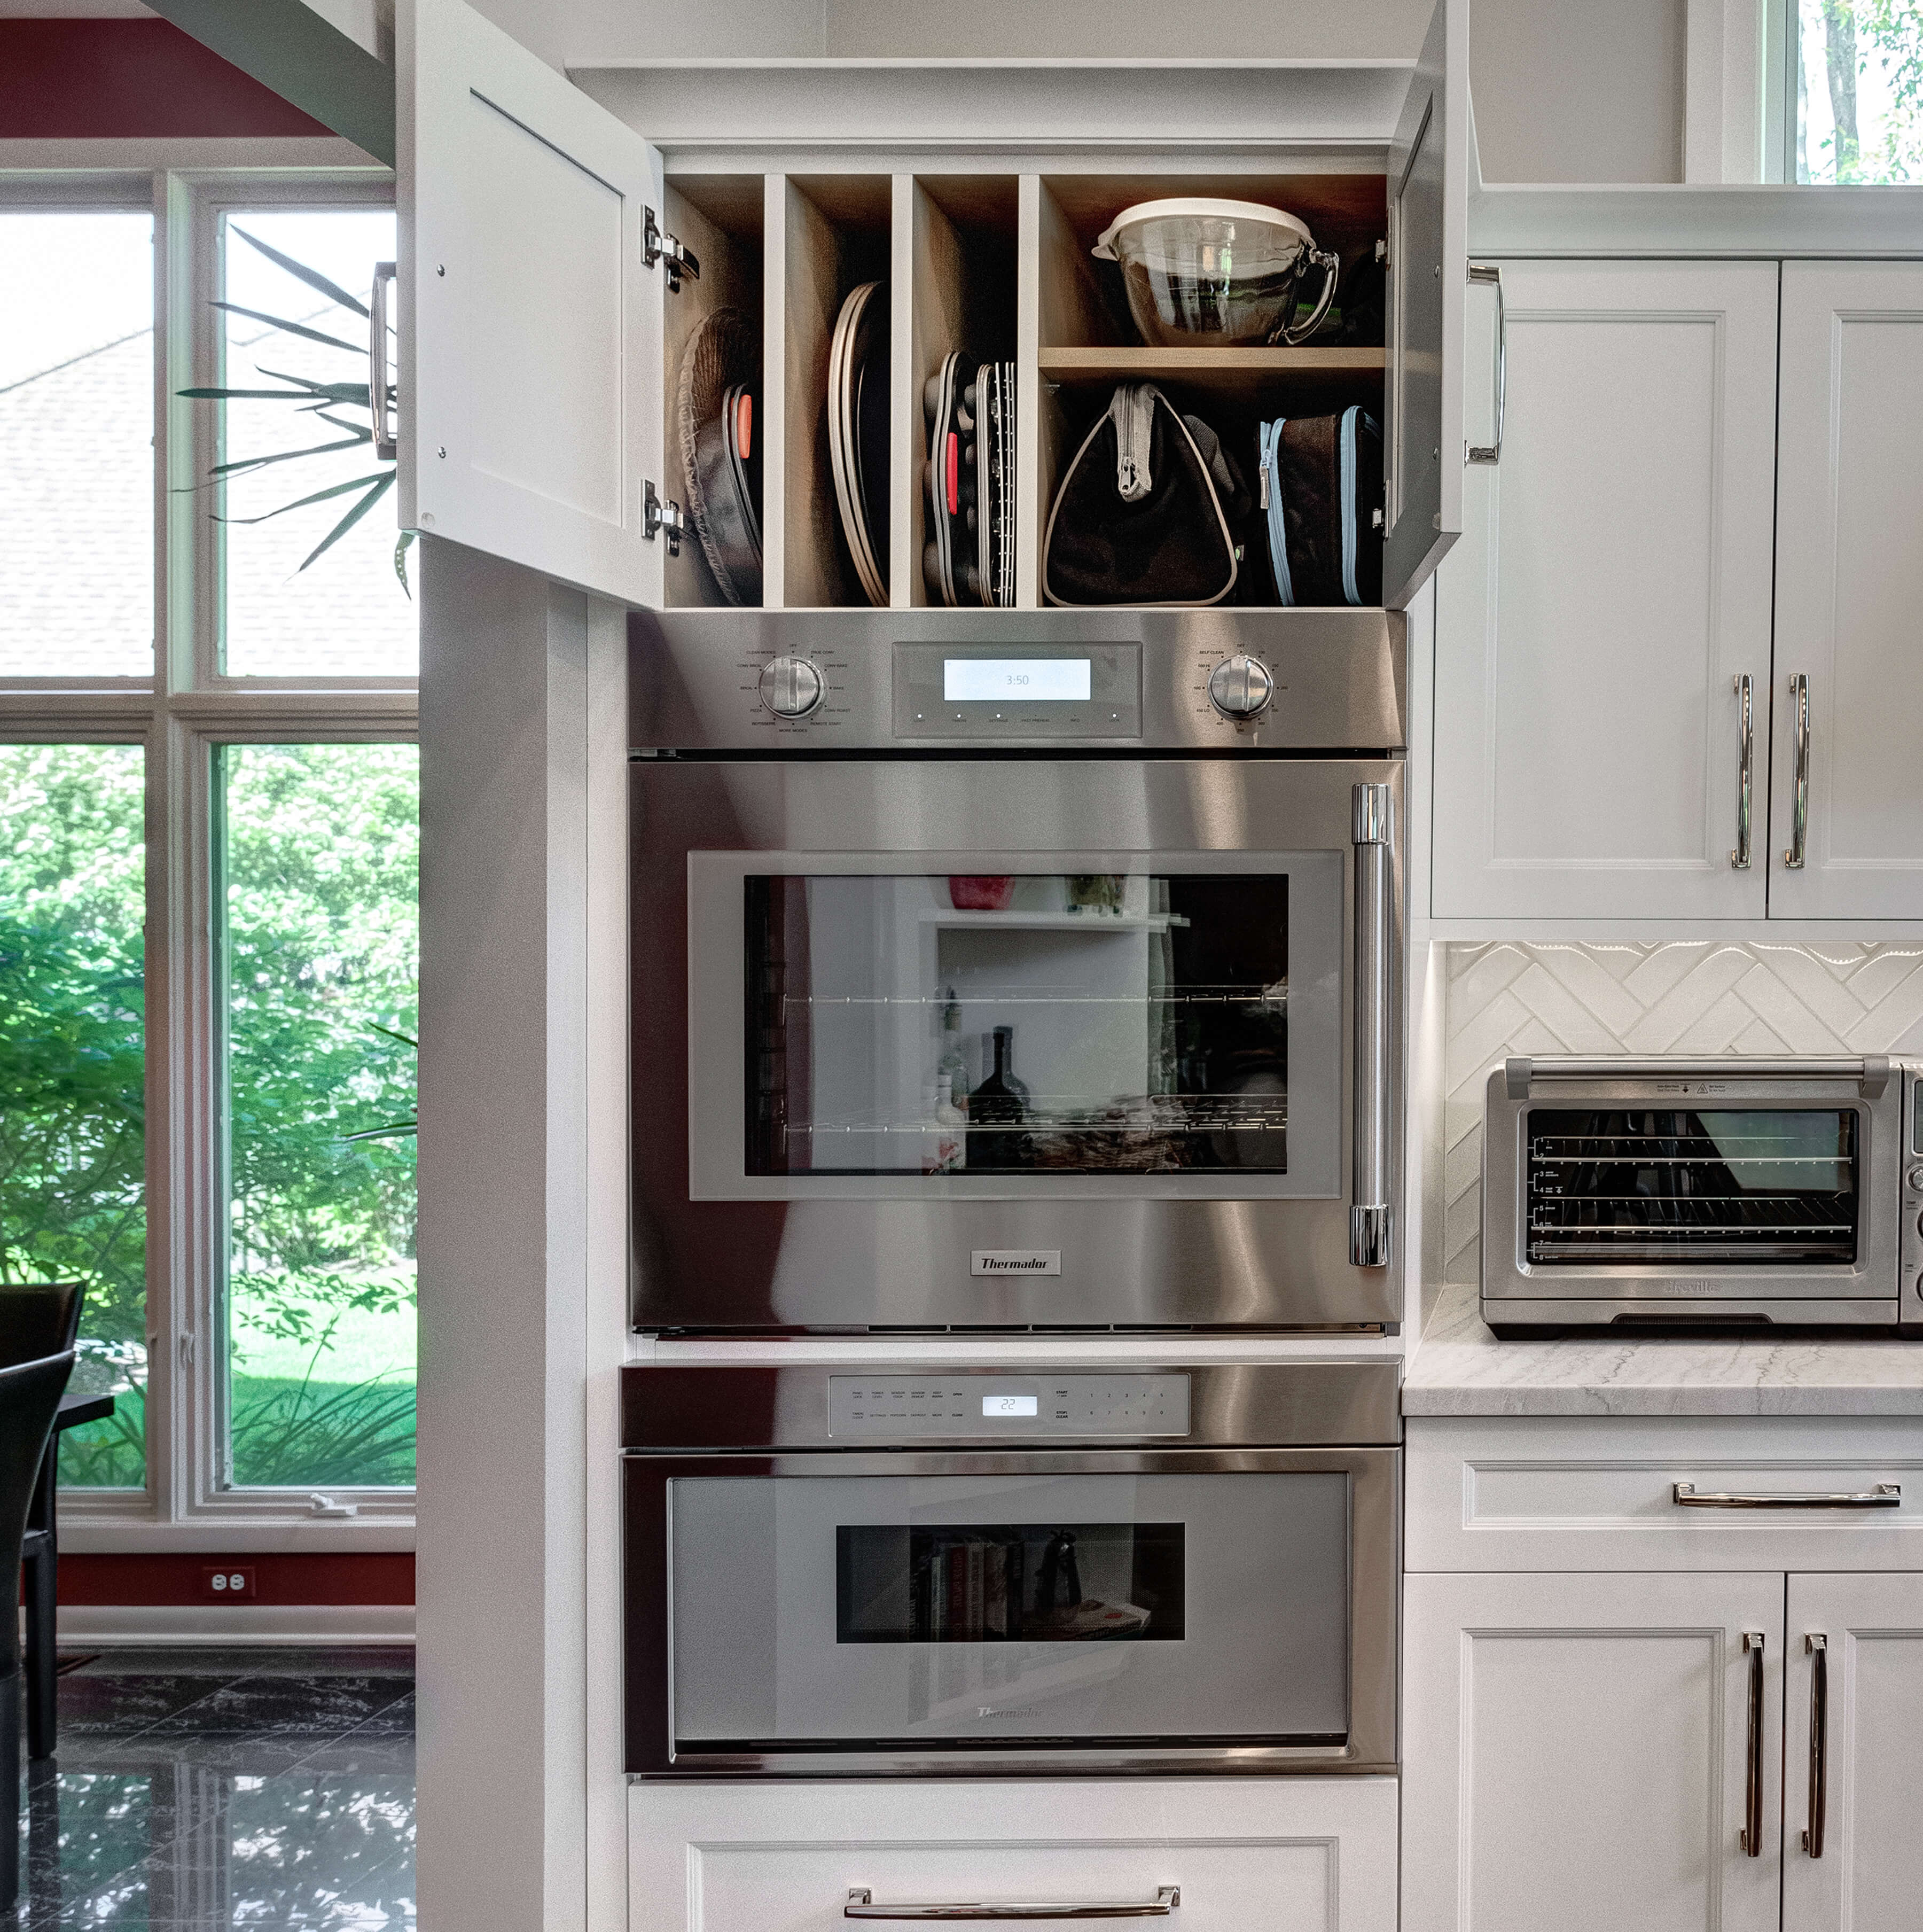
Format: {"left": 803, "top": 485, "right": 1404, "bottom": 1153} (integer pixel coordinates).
{"left": 1525, "top": 1107, "right": 1861, "bottom": 1265}
{"left": 695, "top": 861, "right": 1342, "bottom": 1198}
{"left": 668, "top": 1471, "right": 1349, "bottom": 1751}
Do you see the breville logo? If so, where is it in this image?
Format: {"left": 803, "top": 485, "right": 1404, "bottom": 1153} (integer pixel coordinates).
{"left": 971, "top": 1250, "right": 1062, "bottom": 1276}
{"left": 1653, "top": 1280, "right": 1716, "bottom": 1295}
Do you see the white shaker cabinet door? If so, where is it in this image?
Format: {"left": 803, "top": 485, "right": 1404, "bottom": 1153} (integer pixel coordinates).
{"left": 397, "top": 0, "right": 666, "bottom": 607}
{"left": 1771, "top": 264, "right": 1923, "bottom": 919}
{"left": 1783, "top": 1572, "right": 1923, "bottom": 1932}
{"left": 1382, "top": 0, "right": 1467, "bottom": 610}
{"left": 1430, "top": 261, "right": 1778, "bottom": 919}
{"left": 1403, "top": 1570, "right": 1784, "bottom": 1932}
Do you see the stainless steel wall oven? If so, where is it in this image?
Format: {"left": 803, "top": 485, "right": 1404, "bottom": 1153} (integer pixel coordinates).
{"left": 621, "top": 1361, "right": 1400, "bottom": 1777}
{"left": 628, "top": 611, "right": 1405, "bottom": 1334}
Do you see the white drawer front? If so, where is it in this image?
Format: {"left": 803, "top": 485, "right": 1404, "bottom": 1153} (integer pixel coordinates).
{"left": 630, "top": 1779, "right": 1397, "bottom": 1932}
{"left": 1409, "top": 1416, "right": 1923, "bottom": 1572}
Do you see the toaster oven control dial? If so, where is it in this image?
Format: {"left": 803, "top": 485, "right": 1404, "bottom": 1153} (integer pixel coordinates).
{"left": 760, "top": 655, "right": 824, "bottom": 719}
{"left": 1207, "top": 653, "right": 1274, "bottom": 721}
{"left": 1909, "top": 1164, "right": 1923, "bottom": 1193}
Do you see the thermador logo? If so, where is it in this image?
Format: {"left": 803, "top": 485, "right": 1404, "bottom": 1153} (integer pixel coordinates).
{"left": 970, "top": 1250, "right": 1062, "bottom": 1276}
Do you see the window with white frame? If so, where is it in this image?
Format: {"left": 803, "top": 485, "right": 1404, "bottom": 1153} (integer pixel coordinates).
{"left": 0, "top": 167, "right": 415, "bottom": 1526}
{"left": 1791, "top": 0, "right": 1923, "bottom": 181}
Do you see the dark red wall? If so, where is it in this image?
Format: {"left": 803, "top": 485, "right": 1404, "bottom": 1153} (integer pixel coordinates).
{"left": 0, "top": 20, "right": 333, "bottom": 140}
{"left": 58, "top": 1552, "right": 415, "bottom": 1608}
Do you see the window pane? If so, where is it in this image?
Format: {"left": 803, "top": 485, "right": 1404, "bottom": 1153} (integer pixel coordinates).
{"left": 0, "top": 212, "right": 154, "bottom": 676}
{"left": 1797, "top": 0, "right": 1923, "bottom": 182}
{"left": 217, "top": 209, "right": 416, "bottom": 676}
{"left": 220, "top": 744, "right": 418, "bottom": 1488}
{"left": 0, "top": 745, "right": 148, "bottom": 1488}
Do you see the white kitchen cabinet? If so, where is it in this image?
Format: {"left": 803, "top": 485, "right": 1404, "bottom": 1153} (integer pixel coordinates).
{"left": 1770, "top": 263, "right": 1923, "bottom": 920}
{"left": 628, "top": 1778, "right": 1400, "bottom": 1932}
{"left": 1430, "top": 259, "right": 1780, "bottom": 920}
{"left": 1403, "top": 1568, "right": 1785, "bottom": 1932}
{"left": 1782, "top": 1572, "right": 1923, "bottom": 1932}
{"left": 393, "top": 0, "right": 1467, "bottom": 616}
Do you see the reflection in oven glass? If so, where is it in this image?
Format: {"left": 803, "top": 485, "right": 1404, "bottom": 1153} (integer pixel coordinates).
{"left": 745, "top": 873, "right": 1289, "bottom": 1175}
{"left": 836, "top": 1523, "right": 1186, "bottom": 1643}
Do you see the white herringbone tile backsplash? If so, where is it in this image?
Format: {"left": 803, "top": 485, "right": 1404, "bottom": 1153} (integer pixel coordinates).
{"left": 1441, "top": 941, "right": 1923, "bottom": 1286}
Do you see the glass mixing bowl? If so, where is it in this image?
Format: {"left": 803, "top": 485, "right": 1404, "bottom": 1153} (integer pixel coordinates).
{"left": 1092, "top": 198, "right": 1339, "bottom": 348}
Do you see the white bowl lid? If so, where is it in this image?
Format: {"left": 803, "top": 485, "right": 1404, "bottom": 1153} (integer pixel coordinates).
{"left": 1092, "top": 197, "right": 1314, "bottom": 261}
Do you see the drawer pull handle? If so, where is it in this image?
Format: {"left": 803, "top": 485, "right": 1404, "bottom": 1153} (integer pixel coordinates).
{"left": 1740, "top": 1631, "right": 1765, "bottom": 1856}
{"left": 847, "top": 1888, "right": 1180, "bottom": 1921}
{"left": 1674, "top": 1481, "right": 1901, "bottom": 1509}
{"left": 1802, "top": 1633, "right": 1828, "bottom": 1859}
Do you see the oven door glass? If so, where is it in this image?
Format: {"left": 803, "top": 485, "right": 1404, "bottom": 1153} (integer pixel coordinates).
{"left": 668, "top": 1470, "right": 1349, "bottom": 1750}
{"left": 689, "top": 857, "right": 1342, "bottom": 1199}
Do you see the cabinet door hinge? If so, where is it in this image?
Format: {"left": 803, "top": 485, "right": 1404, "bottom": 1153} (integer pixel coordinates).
{"left": 643, "top": 208, "right": 700, "bottom": 293}
{"left": 644, "top": 479, "right": 685, "bottom": 555}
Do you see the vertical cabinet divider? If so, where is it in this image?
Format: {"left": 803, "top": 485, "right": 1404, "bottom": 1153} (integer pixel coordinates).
{"left": 1015, "top": 176, "right": 1042, "bottom": 609}
{"left": 889, "top": 175, "right": 916, "bottom": 609}
{"left": 760, "top": 173, "right": 787, "bottom": 610}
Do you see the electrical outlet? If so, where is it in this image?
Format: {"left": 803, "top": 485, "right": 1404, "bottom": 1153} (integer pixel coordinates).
{"left": 200, "top": 1565, "right": 256, "bottom": 1601}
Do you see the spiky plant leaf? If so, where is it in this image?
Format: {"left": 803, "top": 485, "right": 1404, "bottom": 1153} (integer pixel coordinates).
{"left": 296, "top": 471, "right": 395, "bottom": 572}
{"left": 215, "top": 470, "right": 392, "bottom": 528}
{"left": 230, "top": 225, "right": 370, "bottom": 319}
{"left": 212, "top": 301, "right": 364, "bottom": 355}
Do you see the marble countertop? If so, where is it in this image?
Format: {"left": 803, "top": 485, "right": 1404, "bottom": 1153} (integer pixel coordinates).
{"left": 1405, "top": 1282, "right": 1923, "bottom": 1416}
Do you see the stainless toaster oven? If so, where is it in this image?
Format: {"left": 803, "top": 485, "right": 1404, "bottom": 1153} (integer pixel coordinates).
{"left": 1481, "top": 1056, "right": 1923, "bottom": 1333}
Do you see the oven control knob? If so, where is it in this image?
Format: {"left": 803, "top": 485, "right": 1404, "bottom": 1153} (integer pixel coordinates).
{"left": 1909, "top": 1163, "right": 1923, "bottom": 1194}
{"left": 761, "top": 655, "right": 824, "bottom": 719}
{"left": 1208, "top": 654, "right": 1274, "bottom": 720}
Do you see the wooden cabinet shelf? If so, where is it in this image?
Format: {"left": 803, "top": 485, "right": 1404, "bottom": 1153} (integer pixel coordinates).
{"left": 1037, "top": 345, "right": 1386, "bottom": 394}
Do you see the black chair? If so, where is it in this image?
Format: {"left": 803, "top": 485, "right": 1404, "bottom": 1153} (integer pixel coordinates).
{"left": 0, "top": 1282, "right": 82, "bottom": 1763}
{"left": 0, "top": 1351, "right": 75, "bottom": 1913}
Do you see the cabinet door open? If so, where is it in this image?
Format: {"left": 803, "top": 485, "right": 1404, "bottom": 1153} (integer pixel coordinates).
{"left": 1403, "top": 1570, "right": 1784, "bottom": 1932}
{"left": 1429, "top": 260, "right": 1778, "bottom": 920}
{"left": 1783, "top": 1572, "right": 1923, "bottom": 1932}
{"left": 1382, "top": 0, "right": 1466, "bottom": 609}
{"left": 397, "top": 0, "right": 667, "bottom": 606}
{"left": 1771, "top": 263, "right": 1923, "bottom": 919}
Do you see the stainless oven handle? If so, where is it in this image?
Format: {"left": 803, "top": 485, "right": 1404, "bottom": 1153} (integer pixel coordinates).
{"left": 1350, "top": 783, "right": 1393, "bottom": 1268}
{"left": 1675, "top": 1481, "right": 1901, "bottom": 1509}
{"left": 849, "top": 1891, "right": 1179, "bottom": 1922}
{"left": 1505, "top": 1055, "right": 1890, "bottom": 1099}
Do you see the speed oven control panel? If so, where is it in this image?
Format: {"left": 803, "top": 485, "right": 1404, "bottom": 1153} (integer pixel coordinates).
{"left": 828, "top": 1373, "right": 1192, "bottom": 1439}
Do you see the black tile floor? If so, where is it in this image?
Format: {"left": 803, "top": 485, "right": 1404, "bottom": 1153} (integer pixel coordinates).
{"left": 12, "top": 1647, "right": 414, "bottom": 1929}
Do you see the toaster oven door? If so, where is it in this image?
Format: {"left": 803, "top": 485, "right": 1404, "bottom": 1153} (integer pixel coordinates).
{"left": 1481, "top": 1068, "right": 1904, "bottom": 1326}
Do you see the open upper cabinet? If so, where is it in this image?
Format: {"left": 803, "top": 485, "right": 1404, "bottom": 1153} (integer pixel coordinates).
{"left": 396, "top": 0, "right": 1465, "bottom": 614}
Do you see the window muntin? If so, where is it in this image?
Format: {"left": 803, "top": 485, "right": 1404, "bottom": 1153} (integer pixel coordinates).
{"left": 0, "top": 743, "right": 148, "bottom": 1487}
{"left": 217, "top": 743, "right": 418, "bottom": 1489}
{"left": 216, "top": 207, "right": 416, "bottom": 677}
{"left": 0, "top": 211, "right": 154, "bottom": 676}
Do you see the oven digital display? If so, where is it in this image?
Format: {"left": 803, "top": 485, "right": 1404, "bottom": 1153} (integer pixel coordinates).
{"left": 982, "top": 1394, "right": 1039, "bottom": 1417}
{"left": 942, "top": 657, "right": 1092, "bottom": 703}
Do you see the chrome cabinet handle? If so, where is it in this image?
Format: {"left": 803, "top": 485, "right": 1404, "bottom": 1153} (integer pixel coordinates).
{"left": 1785, "top": 673, "right": 1811, "bottom": 868}
{"left": 1802, "top": 1633, "right": 1828, "bottom": 1858}
{"left": 1740, "top": 1630, "right": 1765, "bottom": 1857}
{"left": 847, "top": 1889, "right": 1179, "bottom": 1922}
{"left": 1675, "top": 1481, "right": 1901, "bottom": 1509}
{"left": 1350, "top": 782, "right": 1393, "bottom": 1268}
{"left": 1731, "top": 673, "right": 1753, "bottom": 869}
{"left": 370, "top": 261, "right": 397, "bottom": 462}
{"left": 1467, "top": 264, "right": 1505, "bottom": 463}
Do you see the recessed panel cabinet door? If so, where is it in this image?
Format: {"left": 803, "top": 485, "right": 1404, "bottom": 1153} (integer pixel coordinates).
{"left": 1383, "top": 0, "right": 1466, "bottom": 609}
{"left": 397, "top": 0, "right": 665, "bottom": 607}
{"left": 1430, "top": 261, "right": 1778, "bottom": 920}
{"left": 1771, "top": 264, "right": 1923, "bottom": 919}
{"left": 1403, "top": 1571, "right": 1784, "bottom": 1932}
{"left": 1783, "top": 1572, "right": 1923, "bottom": 1932}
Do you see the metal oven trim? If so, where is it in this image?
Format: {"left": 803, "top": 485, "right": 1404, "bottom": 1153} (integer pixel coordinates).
{"left": 622, "top": 1445, "right": 1398, "bottom": 1779}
